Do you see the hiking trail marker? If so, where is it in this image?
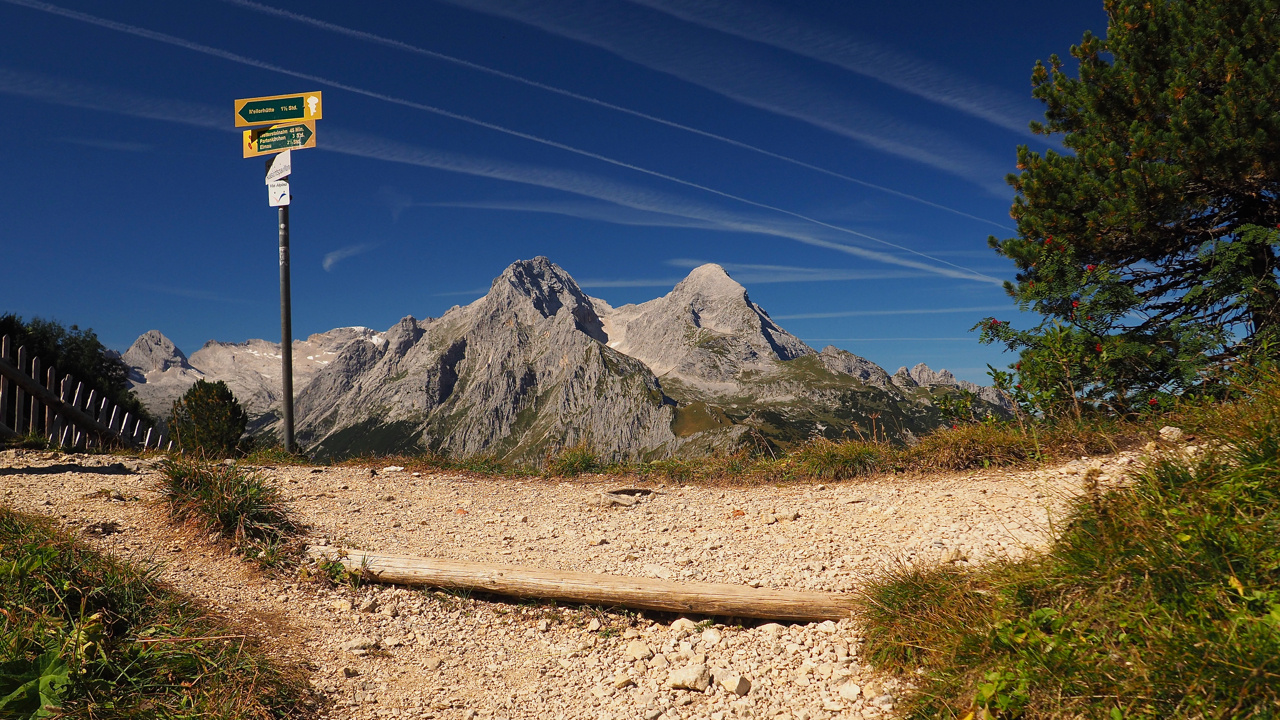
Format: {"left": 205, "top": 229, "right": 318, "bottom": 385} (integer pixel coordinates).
{"left": 235, "top": 91, "right": 322, "bottom": 127}
{"left": 243, "top": 121, "right": 315, "bottom": 158}
{"left": 236, "top": 92, "right": 326, "bottom": 453}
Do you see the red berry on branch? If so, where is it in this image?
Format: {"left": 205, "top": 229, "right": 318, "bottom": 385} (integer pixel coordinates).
{"left": 1096, "top": 343, "right": 1104, "bottom": 352}
{"left": 1148, "top": 398, "right": 1158, "bottom": 406}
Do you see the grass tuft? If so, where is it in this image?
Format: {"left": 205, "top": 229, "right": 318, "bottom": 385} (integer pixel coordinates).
{"left": 544, "top": 444, "right": 602, "bottom": 477}
{"left": 787, "top": 438, "right": 884, "bottom": 480}
{"left": 158, "top": 456, "right": 299, "bottom": 564}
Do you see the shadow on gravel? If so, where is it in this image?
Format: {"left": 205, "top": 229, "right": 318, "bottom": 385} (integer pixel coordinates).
{"left": 0, "top": 462, "right": 136, "bottom": 476}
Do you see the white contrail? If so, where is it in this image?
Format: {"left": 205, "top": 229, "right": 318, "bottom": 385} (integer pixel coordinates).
{"left": 0, "top": 60, "right": 1000, "bottom": 285}
{"left": 415, "top": 198, "right": 726, "bottom": 231}
{"left": 217, "top": 0, "right": 1010, "bottom": 230}
{"left": 775, "top": 305, "right": 1010, "bottom": 320}
{"left": 626, "top": 0, "right": 1036, "bottom": 137}
{"left": 435, "top": 0, "right": 1010, "bottom": 194}
{"left": 0, "top": 0, "right": 1004, "bottom": 284}
{"left": 322, "top": 243, "right": 379, "bottom": 271}
{"left": 325, "top": 128, "right": 1004, "bottom": 284}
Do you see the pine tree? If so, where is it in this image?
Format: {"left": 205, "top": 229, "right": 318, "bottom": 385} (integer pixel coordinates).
{"left": 981, "top": 0, "right": 1280, "bottom": 415}
{"left": 169, "top": 380, "right": 250, "bottom": 458}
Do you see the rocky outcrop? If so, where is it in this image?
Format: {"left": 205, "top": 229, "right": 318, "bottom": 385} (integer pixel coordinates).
{"left": 123, "top": 330, "right": 194, "bottom": 376}
{"left": 817, "top": 346, "right": 893, "bottom": 390}
{"left": 893, "top": 362, "right": 1011, "bottom": 410}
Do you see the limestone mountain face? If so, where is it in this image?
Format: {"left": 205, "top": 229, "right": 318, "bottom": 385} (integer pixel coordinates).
{"left": 123, "top": 330, "right": 194, "bottom": 376}
{"left": 598, "top": 264, "right": 811, "bottom": 393}
{"left": 125, "top": 257, "right": 1011, "bottom": 460}
{"left": 290, "top": 258, "right": 676, "bottom": 461}
{"left": 122, "top": 330, "right": 205, "bottom": 415}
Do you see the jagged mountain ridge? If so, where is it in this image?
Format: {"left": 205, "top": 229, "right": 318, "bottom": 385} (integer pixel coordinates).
{"left": 124, "top": 327, "right": 385, "bottom": 425}
{"left": 124, "top": 258, "right": 1010, "bottom": 459}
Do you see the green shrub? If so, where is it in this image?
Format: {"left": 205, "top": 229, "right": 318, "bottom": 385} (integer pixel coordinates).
{"left": 159, "top": 456, "right": 297, "bottom": 560}
{"left": 169, "top": 380, "right": 251, "bottom": 458}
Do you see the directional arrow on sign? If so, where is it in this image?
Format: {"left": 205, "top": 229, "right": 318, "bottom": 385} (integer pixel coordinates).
{"left": 235, "top": 91, "right": 323, "bottom": 127}
{"left": 244, "top": 121, "right": 316, "bottom": 158}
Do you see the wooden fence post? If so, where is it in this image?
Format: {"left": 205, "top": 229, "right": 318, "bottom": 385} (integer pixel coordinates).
{"left": 15, "top": 346, "right": 27, "bottom": 434}
{"left": 29, "top": 357, "right": 41, "bottom": 436}
{"left": 0, "top": 336, "right": 10, "bottom": 434}
{"left": 44, "top": 366, "right": 56, "bottom": 441}
{"left": 83, "top": 389, "right": 98, "bottom": 448}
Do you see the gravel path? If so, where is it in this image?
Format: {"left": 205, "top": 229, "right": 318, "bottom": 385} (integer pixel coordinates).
{"left": 1, "top": 448, "right": 1143, "bottom": 719}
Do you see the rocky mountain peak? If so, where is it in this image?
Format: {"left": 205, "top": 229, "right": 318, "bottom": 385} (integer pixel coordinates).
{"left": 599, "top": 263, "right": 811, "bottom": 383}
{"left": 909, "top": 363, "right": 958, "bottom": 387}
{"left": 122, "top": 330, "right": 192, "bottom": 374}
{"left": 673, "top": 263, "right": 745, "bottom": 297}
{"left": 486, "top": 257, "right": 606, "bottom": 343}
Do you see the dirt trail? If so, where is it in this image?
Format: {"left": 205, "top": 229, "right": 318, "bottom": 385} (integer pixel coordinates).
{"left": 1, "top": 448, "right": 1141, "bottom": 720}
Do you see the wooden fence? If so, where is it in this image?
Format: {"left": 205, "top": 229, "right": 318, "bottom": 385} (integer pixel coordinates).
{"left": 0, "top": 334, "right": 171, "bottom": 451}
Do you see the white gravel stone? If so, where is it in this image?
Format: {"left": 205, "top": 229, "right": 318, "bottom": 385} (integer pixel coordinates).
{"left": 625, "top": 640, "right": 655, "bottom": 660}
{"left": 668, "top": 663, "right": 711, "bottom": 691}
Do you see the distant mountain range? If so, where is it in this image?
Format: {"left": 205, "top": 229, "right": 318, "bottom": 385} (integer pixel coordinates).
{"left": 124, "top": 258, "right": 1010, "bottom": 460}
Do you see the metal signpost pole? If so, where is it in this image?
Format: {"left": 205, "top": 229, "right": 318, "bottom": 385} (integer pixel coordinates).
{"left": 278, "top": 203, "right": 295, "bottom": 453}
{"left": 237, "top": 91, "right": 321, "bottom": 455}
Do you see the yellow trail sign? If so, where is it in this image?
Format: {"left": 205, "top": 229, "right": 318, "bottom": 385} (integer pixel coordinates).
{"left": 243, "top": 121, "right": 316, "bottom": 158}
{"left": 234, "top": 91, "right": 323, "bottom": 127}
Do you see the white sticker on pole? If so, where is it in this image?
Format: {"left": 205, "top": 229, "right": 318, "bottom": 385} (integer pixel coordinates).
{"left": 268, "top": 179, "right": 290, "bottom": 207}
{"left": 265, "top": 149, "right": 292, "bottom": 184}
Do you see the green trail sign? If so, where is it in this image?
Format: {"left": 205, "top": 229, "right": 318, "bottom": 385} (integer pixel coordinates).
{"left": 243, "top": 121, "right": 315, "bottom": 158}
{"left": 234, "top": 91, "right": 323, "bottom": 127}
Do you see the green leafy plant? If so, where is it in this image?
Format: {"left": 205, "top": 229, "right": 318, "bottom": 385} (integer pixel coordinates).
{"left": 0, "top": 651, "right": 70, "bottom": 719}
{"left": 169, "top": 379, "right": 251, "bottom": 458}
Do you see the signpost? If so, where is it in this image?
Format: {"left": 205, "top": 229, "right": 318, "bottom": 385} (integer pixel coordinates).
{"left": 236, "top": 94, "right": 324, "bottom": 453}
{"left": 235, "top": 91, "right": 323, "bottom": 127}
{"left": 243, "top": 121, "right": 315, "bottom": 158}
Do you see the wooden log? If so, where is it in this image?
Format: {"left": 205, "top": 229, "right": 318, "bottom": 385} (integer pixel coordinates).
{"left": 306, "top": 546, "right": 855, "bottom": 622}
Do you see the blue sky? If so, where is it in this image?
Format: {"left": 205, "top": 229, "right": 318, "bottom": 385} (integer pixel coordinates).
{"left": 0, "top": 0, "right": 1107, "bottom": 383}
